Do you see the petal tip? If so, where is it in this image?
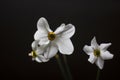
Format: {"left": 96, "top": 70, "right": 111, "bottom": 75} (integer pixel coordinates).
{"left": 92, "top": 36, "right": 97, "bottom": 42}
{"left": 108, "top": 43, "right": 112, "bottom": 46}
{"left": 83, "top": 45, "right": 88, "bottom": 51}
{"left": 99, "top": 66, "right": 103, "bottom": 70}
{"left": 61, "top": 51, "right": 73, "bottom": 55}
{"left": 28, "top": 53, "right": 32, "bottom": 56}
{"left": 91, "top": 36, "right": 99, "bottom": 48}
{"left": 37, "top": 17, "right": 46, "bottom": 25}
{"left": 109, "top": 53, "right": 114, "bottom": 59}
{"left": 39, "top": 17, "right": 46, "bottom": 21}
{"left": 88, "top": 58, "right": 94, "bottom": 64}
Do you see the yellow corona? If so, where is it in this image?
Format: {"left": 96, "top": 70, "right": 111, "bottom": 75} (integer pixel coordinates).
{"left": 48, "top": 32, "right": 56, "bottom": 41}
{"left": 94, "top": 49, "right": 100, "bottom": 57}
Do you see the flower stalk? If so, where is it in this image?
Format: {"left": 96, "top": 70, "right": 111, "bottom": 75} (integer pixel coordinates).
{"left": 55, "top": 54, "right": 68, "bottom": 80}
{"left": 63, "top": 55, "right": 73, "bottom": 80}
{"left": 96, "top": 68, "right": 100, "bottom": 80}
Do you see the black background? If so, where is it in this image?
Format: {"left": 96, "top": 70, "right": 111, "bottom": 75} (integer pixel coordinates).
{"left": 1, "top": 0, "right": 120, "bottom": 80}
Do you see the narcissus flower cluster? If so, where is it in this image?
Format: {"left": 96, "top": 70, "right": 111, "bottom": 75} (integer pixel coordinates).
{"left": 29, "top": 17, "right": 114, "bottom": 70}
{"left": 29, "top": 17, "right": 75, "bottom": 62}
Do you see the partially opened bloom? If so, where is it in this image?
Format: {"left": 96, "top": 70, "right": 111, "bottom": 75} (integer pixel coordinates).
{"left": 34, "top": 17, "right": 75, "bottom": 60}
{"left": 29, "top": 40, "right": 49, "bottom": 63}
{"left": 83, "top": 37, "right": 114, "bottom": 69}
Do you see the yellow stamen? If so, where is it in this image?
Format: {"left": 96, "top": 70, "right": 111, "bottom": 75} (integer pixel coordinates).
{"left": 31, "top": 51, "right": 37, "bottom": 58}
{"left": 48, "top": 32, "right": 56, "bottom": 41}
{"left": 94, "top": 49, "right": 100, "bottom": 57}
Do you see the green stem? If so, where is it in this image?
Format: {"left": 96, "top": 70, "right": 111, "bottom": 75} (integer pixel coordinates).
{"left": 63, "top": 55, "right": 73, "bottom": 80}
{"left": 55, "top": 54, "right": 68, "bottom": 80}
{"left": 96, "top": 68, "right": 101, "bottom": 80}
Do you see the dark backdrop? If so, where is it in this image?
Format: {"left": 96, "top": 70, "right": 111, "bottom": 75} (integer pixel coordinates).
{"left": 1, "top": 0, "right": 120, "bottom": 80}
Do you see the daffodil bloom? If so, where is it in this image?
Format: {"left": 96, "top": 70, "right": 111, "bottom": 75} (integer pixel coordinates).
{"left": 83, "top": 37, "right": 114, "bottom": 69}
{"left": 34, "top": 17, "right": 75, "bottom": 59}
{"left": 29, "top": 40, "right": 49, "bottom": 63}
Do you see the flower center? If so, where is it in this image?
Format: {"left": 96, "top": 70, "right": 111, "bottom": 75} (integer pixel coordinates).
{"left": 48, "top": 32, "right": 56, "bottom": 41}
{"left": 31, "top": 51, "right": 37, "bottom": 58}
{"left": 94, "top": 49, "right": 100, "bottom": 57}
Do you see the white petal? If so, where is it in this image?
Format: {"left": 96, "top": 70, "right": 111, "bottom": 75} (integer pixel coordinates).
{"left": 38, "top": 55, "right": 49, "bottom": 62}
{"left": 35, "top": 55, "right": 49, "bottom": 63}
{"left": 83, "top": 45, "right": 93, "bottom": 55}
{"left": 37, "top": 17, "right": 52, "bottom": 33}
{"left": 95, "top": 57, "right": 104, "bottom": 69}
{"left": 100, "top": 43, "right": 111, "bottom": 51}
{"left": 35, "top": 57, "right": 42, "bottom": 63}
{"left": 88, "top": 53, "right": 97, "bottom": 64}
{"left": 34, "top": 30, "right": 48, "bottom": 40}
{"left": 55, "top": 38, "right": 74, "bottom": 55}
{"left": 41, "top": 58, "right": 49, "bottom": 62}
{"left": 35, "top": 47, "right": 44, "bottom": 55}
{"left": 55, "top": 24, "right": 75, "bottom": 38}
{"left": 38, "top": 37, "right": 50, "bottom": 46}
{"left": 91, "top": 37, "right": 99, "bottom": 49}
{"left": 100, "top": 51, "right": 114, "bottom": 60}
{"left": 43, "top": 49, "right": 49, "bottom": 59}
{"left": 44, "top": 43, "right": 58, "bottom": 59}
{"left": 54, "top": 24, "right": 65, "bottom": 34}
{"left": 31, "top": 40, "right": 39, "bottom": 50}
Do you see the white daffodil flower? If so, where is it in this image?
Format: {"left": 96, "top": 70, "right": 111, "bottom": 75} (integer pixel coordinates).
{"left": 29, "top": 40, "right": 49, "bottom": 63}
{"left": 34, "top": 17, "right": 75, "bottom": 59}
{"left": 83, "top": 37, "right": 114, "bottom": 69}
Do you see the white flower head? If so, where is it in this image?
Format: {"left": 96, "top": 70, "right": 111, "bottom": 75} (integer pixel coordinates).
{"left": 33, "top": 17, "right": 75, "bottom": 60}
{"left": 83, "top": 37, "right": 114, "bottom": 69}
{"left": 29, "top": 40, "right": 49, "bottom": 63}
